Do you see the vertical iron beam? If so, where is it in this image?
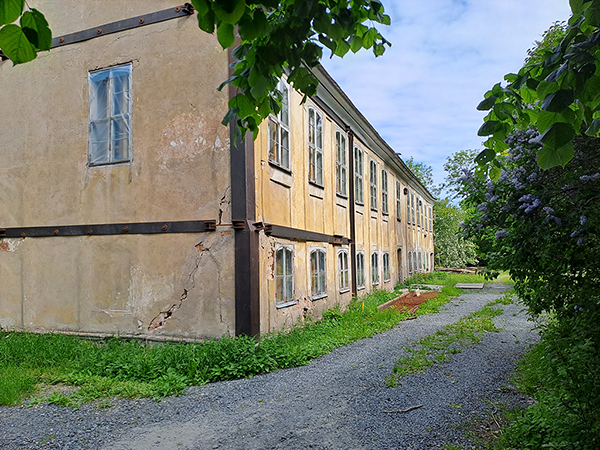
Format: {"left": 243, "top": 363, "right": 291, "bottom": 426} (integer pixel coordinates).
{"left": 229, "top": 50, "right": 260, "bottom": 337}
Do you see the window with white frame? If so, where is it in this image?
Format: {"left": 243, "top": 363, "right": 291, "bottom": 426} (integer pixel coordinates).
{"left": 413, "top": 251, "right": 417, "bottom": 273}
{"left": 88, "top": 63, "right": 132, "bottom": 165}
{"left": 336, "top": 131, "right": 347, "bottom": 196}
{"left": 310, "top": 248, "right": 326, "bottom": 297}
{"left": 370, "top": 160, "right": 377, "bottom": 211}
{"left": 371, "top": 251, "right": 379, "bottom": 284}
{"left": 406, "top": 189, "right": 411, "bottom": 224}
{"left": 355, "top": 146, "right": 364, "bottom": 204}
{"left": 356, "top": 251, "right": 365, "bottom": 288}
{"left": 418, "top": 251, "right": 422, "bottom": 271}
{"left": 381, "top": 169, "right": 388, "bottom": 215}
{"left": 417, "top": 199, "right": 422, "bottom": 228}
{"left": 429, "top": 206, "right": 433, "bottom": 232}
{"left": 411, "top": 193, "right": 416, "bottom": 225}
{"left": 408, "top": 251, "right": 413, "bottom": 273}
{"left": 338, "top": 250, "right": 349, "bottom": 291}
{"left": 268, "top": 79, "right": 290, "bottom": 169}
{"left": 275, "top": 246, "right": 294, "bottom": 304}
{"left": 308, "top": 107, "right": 323, "bottom": 185}
{"left": 383, "top": 252, "right": 390, "bottom": 282}
{"left": 396, "top": 180, "right": 402, "bottom": 221}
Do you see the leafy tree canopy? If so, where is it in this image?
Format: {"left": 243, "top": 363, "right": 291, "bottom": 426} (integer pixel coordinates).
{"left": 191, "top": 0, "right": 391, "bottom": 138}
{"left": 404, "top": 157, "right": 440, "bottom": 197}
{"left": 440, "top": 148, "right": 479, "bottom": 201}
{"left": 476, "top": 0, "right": 600, "bottom": 175}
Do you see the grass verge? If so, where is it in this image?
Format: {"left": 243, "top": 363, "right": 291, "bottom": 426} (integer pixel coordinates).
{"left": 1, "top": 271, "right": 473, "bottom": 408}
{"left": 387, "top": 294, "right": 513, "bottom": 388}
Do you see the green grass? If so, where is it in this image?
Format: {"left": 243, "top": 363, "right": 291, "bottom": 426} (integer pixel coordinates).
{"left": 0, "top": 273, "right": 481, "bottom": 407}
{"left": 387, "top": 301, "right": 504, "bottom": 387}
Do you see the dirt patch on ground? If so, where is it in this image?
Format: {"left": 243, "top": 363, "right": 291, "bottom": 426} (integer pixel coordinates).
{"left": 378, "top": 291, "right": 440, "bottom": 314}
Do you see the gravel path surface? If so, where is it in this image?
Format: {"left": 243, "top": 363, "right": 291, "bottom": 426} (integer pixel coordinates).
{"left": 1, "top": 287, "right": 539, "bottom": 450}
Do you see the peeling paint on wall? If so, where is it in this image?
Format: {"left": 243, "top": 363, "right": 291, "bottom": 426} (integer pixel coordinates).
{"left": 0, "top": 239, "right": 23, "bottom": 252}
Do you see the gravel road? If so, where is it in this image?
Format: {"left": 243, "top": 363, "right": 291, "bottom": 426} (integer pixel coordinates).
{"left": 1, "top": 287, "right": 539, "bottom": 450}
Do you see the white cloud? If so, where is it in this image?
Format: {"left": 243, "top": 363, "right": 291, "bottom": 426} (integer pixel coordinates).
{"left": 321, "top": 0, "right": 572, "bottom": 188}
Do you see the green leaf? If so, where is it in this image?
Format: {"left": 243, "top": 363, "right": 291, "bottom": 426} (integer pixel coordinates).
{"left": 537, "top": 141, "right": 575, "bottom": 169}
{"left": 477, "top": 120, "right": 500, "bottom": 137}
{"left": 475, "top": 148, "right": 496, "bottom": 165}
{"left": 585, "top": 117, "right": 600, "bottom": 135}
{"left": 197, "top": 7, "right": 215, "bottom": 33}
{"left": 230, "top": 93, "right": 256, "bottom": 118}
{"left": 334, "top": 39, "right": 350, "bottom": 57}
{"left": 20, "top": 9, "right": 51, "bottom": 51}
{"left": 362, "top": 27, "right": 377, "bottom": 48}
{"left": 585, "top": 0, "right": 600, "bottom": 27}
{"left": 476, "top": 95, "right": 497, "bottom": 111}
{"left": 541, "top": 89, "right": 574, "bottom": 112}
{"left": 238, "top": 9, "right": 268, "bottom": 41}
{"left": 539, "top": 122, "right": 575, "bottom": 150}
{"left": 0, "top": 0, "right": 23, "bottom": 26}
{"left": 191, "top": 0, "right": 209, "bottom": 16}
{"left": 570, "top": 0, "right": 585, "bottom": 15}
{"left": 213, "top": 0, "right": 246, "bottom": 25}
{"left": 0, "top": 23, "right": 36, "bottom": 64}
{"left": 373, "top": 43, "right": 385, "bottom": 56}
{"left": 349, "top": 35, "right": 363, "bottom": 53}
{"left": 249, "top": 69, "right": 268, "bottom": 100}
{"left": 489, "top": 166, "right": 501, "bottom": 182}
{"left": 536, "top": 80, "right": 559, "bottom": 99}
{"left": 217, "top": 22, "right": 235, "bottom": 49}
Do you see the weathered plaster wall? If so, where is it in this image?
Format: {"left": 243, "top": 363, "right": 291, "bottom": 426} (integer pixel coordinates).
{"left": 0, "top": 1, "right": 235, "bottom": 339}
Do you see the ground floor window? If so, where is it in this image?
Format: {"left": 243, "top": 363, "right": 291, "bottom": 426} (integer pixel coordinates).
{"left": 356, "top": 252, "right": 365, "bottom": 288}
{"left": 276, "top": 246, "right": 294, "bottom": 304}
{"left": 408, "top": 251, "right": 413, "bottom": 274}
{"left": 383, "top": 252, "right": 390, "bottom": 282}
{"left": 371, "top": 251, "right": 379, "bottom": 285}
{"left": 338, "top": 250, "right": 349, "bottom": 291}
{"left": 311, "top": 248, "right": 326, "bottom": 297}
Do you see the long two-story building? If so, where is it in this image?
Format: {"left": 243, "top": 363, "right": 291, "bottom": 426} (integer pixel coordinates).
{"left": 0, "top": 1, "right": 435, "bottom": 340}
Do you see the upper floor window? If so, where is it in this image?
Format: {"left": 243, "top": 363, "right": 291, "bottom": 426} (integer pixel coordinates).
{"left": 338, "top": 250, "right": 349, "bottom": 291}
{"left": 308, "top": 107, "right": 323, "bottom": 185}
{"left": 335, "top": 131, "right": 347, "bottom": 196}
{"left": 369, "top": 160, "right": 377, "bottom": 211}
{"left": 354, "top": 146, "right": 364, "bottom": 204}
{"left": 396, "top": 180, "right": 402, "bottom": 221}
{"left": 88, "top": 63, "right": 132, "bottom": 165}
{"left": 417, "top": 198, "right": 422, "bottom": 228}
{"left": 406, "top": 190, "right": 411, "bottom": 224}
{"left": 411, "top": 193, "right": 416, "bottom": 225}
{"left": 429, "top": 206, "right": 433, "bottom": 232}
{"left": 268, "top": 79, "right": 290, "bottom": 169}
{"left": 356, "top": 251, "right": 365, "bottom": 288}
{"left": 381, "top": 169, "right": 388, "bottom": 215}
{"left": 383, "top": 252, "right": 390, "bottom": 282}
{"left": 276, "top": 246, "right": 294, "bottom": 304}
{"left": 371, "top": 251, "right": 379, "bottom": 284}
{"left": 310, "top": 248, "right": 326, "bottom": 297}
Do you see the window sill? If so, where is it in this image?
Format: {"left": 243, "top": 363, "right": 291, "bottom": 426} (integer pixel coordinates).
{"left": 357, "top": 285, "right": 366, "bottom": 291}
{"left": 372, "top": 282, "right": 379, "bottom": 286}
{"left": 336, "top": 193, "right": 348, "bottom": 200}
{"left": 384, "top": 278, "right": 391, "bottom": 283}
{"left": 397, "top": 217, "right": 402, "bottom": 222}
{"left": 268, "top": 159, "right": 292, "bottom": 175}
{"left": 276, "top": 300, "right": 298, "bottom": 309}
{"left": 311, "top": 293, "right": 328, "bottom": 301}
{"left": 308, "top": 182, "right": 324, "bottom": 199}
{"left": 88, "top": 159, "right": 131, "bottom": 168}
{"left": 339, "top": 288, "right": 351, "bottom": 294}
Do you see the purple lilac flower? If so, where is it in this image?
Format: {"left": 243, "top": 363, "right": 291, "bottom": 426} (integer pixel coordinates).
{"left": 550, "top": 216, "right": 562, "bottom": 226}
{"left": 495, "top": 230, "right": 509, "bottom": 239}
{"left": 580, "top": 173, "right": 600, "bottom": 181}
{"left": 527, "top": 172, "right": 538, "bottom": 182}
{"left": 577, "top": 238, "right": 587, "bottom": 246}
{"left": 480, "top": 214, "right": 489, "bottom": 222}
{"left": 543, "top": 206, "right": 555, "bottom": 215}
{"left": 580, "top": 216, "right": 587, "bottom": 226}
{"left": 477, "top": 203, "right": 488, "bottom": 213}
{"left": 571, "top": 229, "right": 582, "bottom": 238}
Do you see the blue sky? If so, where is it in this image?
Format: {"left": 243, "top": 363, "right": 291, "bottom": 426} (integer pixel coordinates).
{"left": 320, "top": 0, "right": 572, "bottom": 190}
